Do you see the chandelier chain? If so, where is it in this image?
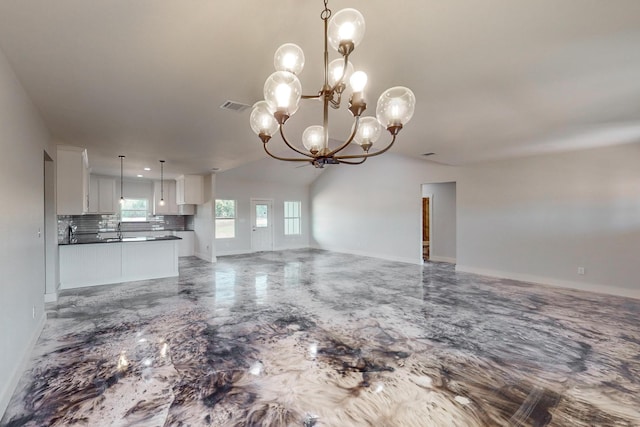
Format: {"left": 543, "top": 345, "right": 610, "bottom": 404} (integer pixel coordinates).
{"left": 320, "top": 0, "right": 331, "bottom": 20}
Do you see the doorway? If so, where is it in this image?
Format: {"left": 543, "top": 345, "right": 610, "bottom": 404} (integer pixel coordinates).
{"left": 422, "top": 195, "right": 432, "bottom": 261}
{"left": 251, "top": 199, "right": 274, "bottom": 252}
{"left": 421, "top": 182, "right": 457, "bottom": 264}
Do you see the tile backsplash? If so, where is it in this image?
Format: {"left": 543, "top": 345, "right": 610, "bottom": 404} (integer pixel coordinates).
{"left": 58, "top": 214, "right": 191, "bottom": 243}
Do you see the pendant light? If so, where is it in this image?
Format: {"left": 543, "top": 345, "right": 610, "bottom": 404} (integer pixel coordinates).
{"left": 159, "top": 160, "right": 166, "bottom": 206}
{"left": 118, "top": 155, "right": 125, "bottom": 205}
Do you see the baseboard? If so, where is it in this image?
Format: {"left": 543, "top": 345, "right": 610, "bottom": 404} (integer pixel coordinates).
{"left": 215, "top": 249, "right": 253, "bottom": 257}
{"left": 216, "top": 245, "right": 310, "bottom": 258}
{"left": 310, "top": 244, "right": 421, "bottom": 265}
{"left": 0, "top": 311, "right": 46, "bottom": 419}
{"left": 455, "top": 265, "right": 640, "bottom": 300}
{"left": 195, "top": 252, "right": 216, "bottom": 263}
{"left": 428, "top": 256, "right": 456, "bottom": 264}
{"left": 44, "top": 292, "right": 58, "bottom": 303}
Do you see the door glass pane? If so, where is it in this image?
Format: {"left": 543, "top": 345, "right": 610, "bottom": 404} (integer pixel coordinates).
{"left": 256, "top": 204, "right": 268, "bottom": 227}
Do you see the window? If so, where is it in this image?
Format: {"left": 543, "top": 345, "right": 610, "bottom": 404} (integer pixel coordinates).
{"left": 284, "top": 201, "right": 301, "bottom": 235}
{"left": 255, "top": 204, "right": 268, "bottom": 228}
{"left": 215, "top": 199, "right": 236, "bottom": 238}
{"left": 120, "top": 198, "right": 148, "bottom": 222}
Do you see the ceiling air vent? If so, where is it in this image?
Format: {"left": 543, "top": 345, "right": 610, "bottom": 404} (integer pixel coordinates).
{"left": 422, "top": 152, "right": 435, "bottom": 157}
{"left": 220, "top": 100, "right": 251, "bottom": 113}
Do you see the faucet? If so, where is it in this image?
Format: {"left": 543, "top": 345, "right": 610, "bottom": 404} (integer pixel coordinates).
{"left": 67, "top": 224, "right": 77, "bottom": 243}
{"left": 116, "top": 222, "right": 122, "bottom": 240}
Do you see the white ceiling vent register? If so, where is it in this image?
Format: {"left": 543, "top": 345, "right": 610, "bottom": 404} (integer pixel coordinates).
{"left": 220, "top": 100, "right": 251, "bottom": 113}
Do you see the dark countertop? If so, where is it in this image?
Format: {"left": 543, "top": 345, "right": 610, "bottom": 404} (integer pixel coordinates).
{"left": 60, "top": 235, "right": 182, "bottom": 246}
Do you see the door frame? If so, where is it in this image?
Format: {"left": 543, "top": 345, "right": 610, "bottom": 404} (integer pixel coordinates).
{"left": 421, "top": 193, "right": 433, "bottom": 264}
{"left": 250, "top": 198, "right": 275, "bottom": 252}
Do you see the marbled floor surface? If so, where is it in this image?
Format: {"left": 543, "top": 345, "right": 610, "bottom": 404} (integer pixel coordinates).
{"left": 2, "top": 249, "right": 640, "bottom": 426}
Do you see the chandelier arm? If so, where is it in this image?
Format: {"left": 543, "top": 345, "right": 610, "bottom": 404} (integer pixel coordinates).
{"left": 279, "top": 125, "right": 316, "bottom": 158}
{"left": 263, "top": 142, "right": 313, "bottom": 163}
{"left": 338, "top": 157, "right": 367, "bottom": 165}
{"left": 334, "top": 134, "right": 398, "bottom": 160}
{"left": 325, "top": 116, "right": 360, "bottom": 157}
{"left": 301, "top": 93, "right": 323, "bottom": 100}
{"left": 328, "top": 54, "right": 351, "bottom": 94}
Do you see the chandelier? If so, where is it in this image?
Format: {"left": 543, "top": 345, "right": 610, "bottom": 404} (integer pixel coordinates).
{"left": 250, "top": 0, "right": 416, "bottom": 168}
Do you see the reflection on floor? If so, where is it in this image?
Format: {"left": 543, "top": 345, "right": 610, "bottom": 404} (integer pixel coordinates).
{"left": 2, "top": 249, "right": 640, "bottom": 426}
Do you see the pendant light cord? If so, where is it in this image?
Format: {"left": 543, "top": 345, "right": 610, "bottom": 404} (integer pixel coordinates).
{"left": 160, "top": 160, "right": 165, "bottom": 200}
{"left": 119, "top": 155, "right": 125, "bottom": 200}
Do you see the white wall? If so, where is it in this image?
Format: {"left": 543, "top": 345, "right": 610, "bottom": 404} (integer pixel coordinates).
{"left": 215, "top": 169, "right": 311, "bottom": 256}
{"left": 44, "top": 154, "right": 58, "bottom": 300}
{"left": 422, "top": 182, "right": 457, "bottom": 262}
{"left": 456, "top": 143, "right": 640, "bottom": 297}
{"left": 310, "top": 154, "right": 458, "bottom": 264}
{"left": 0, "top": 47, "right": 52, "bottom": 416}
{"left": 310, "top": 146, "right": 640, "bottom": 298}
{"left": 194, "top": 174, "right": 215, "bottom": 262}
{"left": 116, "top": 177, "right": 153, "bottom": 203}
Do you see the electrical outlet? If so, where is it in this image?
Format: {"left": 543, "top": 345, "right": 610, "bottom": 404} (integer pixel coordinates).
{"left": 577, "top": 267, "right": 585, "bottom": 275}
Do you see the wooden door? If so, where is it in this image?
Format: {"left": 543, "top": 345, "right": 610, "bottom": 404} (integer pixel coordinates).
{"left": 422, "top": 197, "right": 430, "bottom": 260}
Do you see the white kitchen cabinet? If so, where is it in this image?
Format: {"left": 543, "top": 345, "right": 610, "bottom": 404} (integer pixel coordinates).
{"left": 57, "top": 146, "right": 90, "bottom": 215}
{"left": 173, "top": 231, "right": 195, "bottom": 256}
{"left": 59, "top": 239, "right": 179, "bottom": 289}
{"left": 176, "top": 174, "right": 204, "bottom": 205}
{"left": 89, "top": 175, "right": 116, "bottom": 214}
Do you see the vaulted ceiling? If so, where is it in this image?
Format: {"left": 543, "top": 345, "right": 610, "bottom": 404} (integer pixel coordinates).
{"left": 1, "top": 0, "right": 639, "bottom": 181}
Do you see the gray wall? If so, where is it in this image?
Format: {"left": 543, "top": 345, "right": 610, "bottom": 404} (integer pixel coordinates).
{"left": 310, "top": 154, "right": 458, "bottom": 264}
{"left": 0, "top": 47, "right": 53, "bottom": 416}
{"left": 456, "top": 143, "right": 640, "bottom": 296}
{"left": 310, "top": 146, "right": 640, "bottom": 298}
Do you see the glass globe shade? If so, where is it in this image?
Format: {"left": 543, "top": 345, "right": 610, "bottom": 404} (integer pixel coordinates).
{"left": 353, "top": 117, "right": 382, "bottom": 146}
{"left": 327, "top": 8, "right": 366, "bottom": 53}
{"left": 274, "top": 43, "right": 305, "bottom": 75}
{"left": 376, "top": 86, "right": 416, "bottom": 128}
{"left": 159, "top": 199, "right": 165, "bottom": 206}
{"left": 302, "top": 125, "right": 325, "bottom": 153}
{"left": 349, "top": 71, "right": 368, "bottom": 93}
{"left": 250, "top": 101, "right": 279, "bottom": 137}
{"left": 264, "top": 71, "right": 302, "bottom": 116}
{"left": 328, "top": 59, "right": 354, "bottom": 87}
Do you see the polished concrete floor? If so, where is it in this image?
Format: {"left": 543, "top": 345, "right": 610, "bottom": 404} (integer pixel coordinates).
{"left": 2, "top": 249, "right": 639, "bottom": 426}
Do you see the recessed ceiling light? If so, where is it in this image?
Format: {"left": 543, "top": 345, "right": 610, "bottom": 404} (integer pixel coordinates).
{"left": 137, "top": 174, "right": 143, "bottom": 177}
{"left": 143, "top": 167, "right": 151, "bottom": 171}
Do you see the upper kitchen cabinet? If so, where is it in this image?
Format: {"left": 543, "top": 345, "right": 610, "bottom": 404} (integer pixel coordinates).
{"left": 57, "top": 146, "right": 90, "bottom": 215}
{"left": 88, "top": 175, "right": 117, "bottom": 214}
{"left": 176, "top": 175, "right": 204, "bottom": 205}
{"left": 154, "top": 180, "right": 196, "bottom": 215}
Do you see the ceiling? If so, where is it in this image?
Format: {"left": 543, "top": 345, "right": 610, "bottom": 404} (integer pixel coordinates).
{"left": 1, "top": 0, "right": 639, "bottom": 181}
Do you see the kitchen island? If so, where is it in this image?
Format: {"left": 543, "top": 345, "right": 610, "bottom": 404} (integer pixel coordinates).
{"left": 59, "top": 235, "right": 181, "bottom": 289}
